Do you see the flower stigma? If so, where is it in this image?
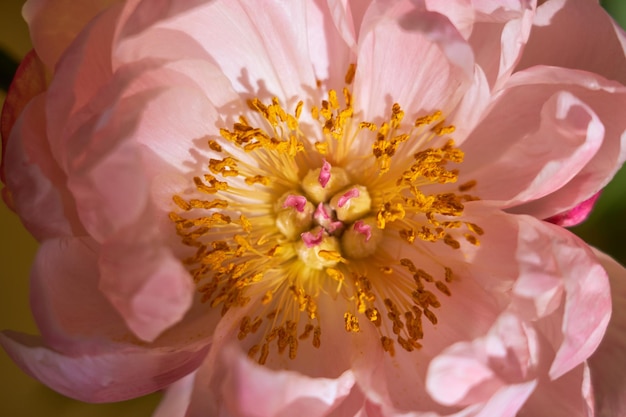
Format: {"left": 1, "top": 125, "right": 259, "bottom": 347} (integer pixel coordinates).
{"left": 169, "top": 65, "right": 482, "bottom": 364}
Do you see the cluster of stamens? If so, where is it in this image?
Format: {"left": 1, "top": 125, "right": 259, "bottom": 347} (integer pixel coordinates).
{"left": 169, "top": 65, "right": 482, "bottom": 364}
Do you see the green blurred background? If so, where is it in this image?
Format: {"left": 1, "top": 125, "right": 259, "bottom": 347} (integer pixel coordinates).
{"left": 1, "top": 1, "right": 626, "bottom": 416}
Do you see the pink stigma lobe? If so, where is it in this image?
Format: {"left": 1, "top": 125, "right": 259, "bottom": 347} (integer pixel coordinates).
{"left": 353, "top": 220, "right": 372, "bottom": 241}
{"left": 319, "top": 160, "right": 331, "bottom": 188}
{"left": 338, "top": 187, "right": 360, "bottom": 208}
{"left": 283, "top": 195, "right": 307, "bottom": 212}
{"left": 301, "top": 229, "right": 324, "bottom": 248}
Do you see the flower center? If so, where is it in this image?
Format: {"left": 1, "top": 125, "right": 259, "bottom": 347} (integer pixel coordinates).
{"left": 276, "top": 164, "right": 380, "bottom": 270}
{"left": 169, "top": 65, "right": 481, "bottom": 364}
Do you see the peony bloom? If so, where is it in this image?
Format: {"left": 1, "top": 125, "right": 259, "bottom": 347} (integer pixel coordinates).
{"left": 2, "top": 0, "right": 626, "bottom": 416}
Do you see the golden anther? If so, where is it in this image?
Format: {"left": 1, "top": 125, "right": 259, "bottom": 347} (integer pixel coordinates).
{"left": 344, "top": 63, "right": 356, "bottom": 84}
{"left": 344, "top": 312, "right": 361, "bottom": 332}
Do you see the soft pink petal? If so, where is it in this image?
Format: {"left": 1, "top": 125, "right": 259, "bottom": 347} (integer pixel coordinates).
{"left": 29, "top": 237, "right": 131, "bottom": 350}
{"left": 22, "top": 0, "right": 118, "bottom": 70}
{"left": 302, "top": 0, "right": 364, "bottom": 84}
{"left": 516, "top": 0, "right": 626, "bottom": 85}
{"left": 0, "top": 331, "right": 207, "bottom": 403}
{"left": 470, "top": 381, "right": 538, "bottom": 417}
{"left": 503, "top": 68, "right": 626, "bottom": 220}
{"left": 152, "top": 371, "right": 196, "bottom": 417}
{"left": 354, "top": 0, "right": 474, "bottom": 122}
{"left": 157, "top": 1, "right": 323, "bottom": 102}
{"left": 460, "top": 67, "right": 626, "bottom": 210}
{"left": 115, "top": 0, "right": 209, "bottom": 39}
{"left": 29, "top": 236, "right": 212, "bottom": 353}
{"left": 99, "top": 230, "right": 195, "bottom": 342}
{"left": 3, "top": 96, "right": 79, "bottom": 240}
{"left": 42, "top": 3, "right": 120, "bottom": 164}
{"left": 589, "top": 250, "right": 626, "bottom": 417}
{"left": 187, "top": 343, "right": 355, "bottom": 417}
{"left": 427, "top": 313, "right": 538, "bottom": 408}
{"left": 513, "top": 217, "right": 611, "bottom": 379}
{"left": 518, "top": 363, "right": 594, "bottom": 417}
{"left": 448, "top": 64, "right": 491, "bottom": 143}
{"left": 466, "top": 1, "right": 535, "bottom": 90}
{"left": 63, "top": 90, "right": 161, "bottom": 242}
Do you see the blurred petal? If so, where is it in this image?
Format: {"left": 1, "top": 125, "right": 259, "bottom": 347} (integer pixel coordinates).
{"left": 152, "top": 371, "right": 195, "bottom": 417}
{"left": 188, "top": 343, "right": 355, "bottom": 417}
{"left": 23, "top": 0, "right": 119, "bottom": 70}
{"left": 589, "top": 250, "right": 626, "bottom": 417}
{"left": 1, "top": 50, "right": 47, "bottom": 186}
{"left": 0, "top": 331, "right": 207, "bottom": 403}
{"left": 516, "top": 0, "right": 626, "bottom": 85}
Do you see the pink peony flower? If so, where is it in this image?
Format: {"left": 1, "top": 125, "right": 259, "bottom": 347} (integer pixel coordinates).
{"left": 2, "top": 0, "right": 626, "bottom": 416}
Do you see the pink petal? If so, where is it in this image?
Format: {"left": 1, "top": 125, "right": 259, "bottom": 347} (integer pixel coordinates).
{"left": 29, "top": 236, "right": 210, "bottom": 351}
{"left": 63, "top": 91, "right": 159, "bottom": 242}
{"left": 157, "top": 1, "right": 324, "bottom": 101}
{"left": 42, "top": 3, "right": 119, "bottom": 163}
{"left": 187, "top": 343, "right": 355, "bottom": 417}
{"left": 513, "top": 217, "right": 611, "bottom": 379}
{"left": 354, "top": 1, "right": 474, "bottom": 122}
{"left": 22, "top": 0, "right": 118, "bottom": 70}
{"left": 588, "top": 250, "right": 626, "bottom": 417}
{"left": 517, "top": 363, "right": 594, "bottom": 417}
{"left": 0, "top": 331, "right": 207, "bottom": 403}
{"left": 305, "top": 0, "right": 362, "bottom": 83}
{"left": 428, "top": 0, "right": 535, "bottom": 90}
{"left": 427, "top": 313, "right": 538, "bottom": 409}
{"left": 516, "top": 0, "right": 626, "bottom": 86}
{"left": 116, "top": 0, "right": 209, "bottom": 39}
{"left": 29, "top": 237, "right": 131, "bottom": 349}
{"left": 503, "top": 68, "right": 626, "bottom": 220}
{"left": 3, "top": 96, "right": 79, "bottom": 240}
{"left": 152, "top": 371, "right": 196, "bottom": 417}
{"left": 99, "top": 231, "right": 195, "bottom": 342}
{"left": 461, "top": 70, "right": 614, "bottom": 209}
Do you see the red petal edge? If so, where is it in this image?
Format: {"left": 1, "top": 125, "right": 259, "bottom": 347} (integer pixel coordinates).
{"left": 1, "top": 49, "right": 48, "bottom": 207}
{"left": 545, "top": 192, "right": 601, "bottom": 227}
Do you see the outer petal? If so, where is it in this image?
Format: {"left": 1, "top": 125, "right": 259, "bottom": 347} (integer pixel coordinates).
{"left": 427, "top": 313, "right": 539, "bottom": 408}
{"left": 0, "top": 331, "right": 207, "bottom": 403}
{"left": 98, "top": 231, "right": 194, "bottom": 343}
{"left": 152, "top": 371, "right": 196, "bottom": 417}
{"left": 155, "top": 0, "right": 332, "bottom": 102}
{"left": 516, "top": 0, "right": 626, "bottom": 85}
{"left": 0, "top": 236, "right": 210, "bottom": 403}
{"left": 427, "top": 0, "right": 535, "bottom": 90}
{"left": 517, "top": 363, "right": 594, "bottom": 417}
{"left": 504, "top": 67, "right": 626, "bottom": 219}
{"left": 187, "top": 343, "right": 355, "bottom": 417}
{"left": 354, "top": 0, "right": 475, "bottom": 122}
{"left": 1, "top": 50, "right": 47, "bottom": 186}
{"left": 3, "top": 95, "right": 79, "bottom": 240}
{"left": 22, "top": 0, "right": 119, "bottom": 70}
{"left": 461, "top": 66, "right": 626, "bottom": 213}
{"left": 512, "top": 217, "right": 611, "bottom": 379}
{"left": 589, "top": 250, "right": 626, "bottom": 417}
